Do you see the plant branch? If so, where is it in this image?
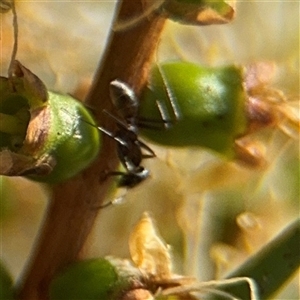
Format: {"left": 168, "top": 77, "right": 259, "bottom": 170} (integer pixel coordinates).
{"left": 17, "top": 1, "right": 166, "bottom": 299}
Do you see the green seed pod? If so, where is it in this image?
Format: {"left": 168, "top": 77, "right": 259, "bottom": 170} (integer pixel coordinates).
{"left": 0, "top": 260, "right": 14, "bottom": 300}
{"left": 23, "top": 91, "right": 101, "bottom": 183}
{"left": 49, "top": 257, "right": 144, "bottom": 300}
{"left": 139, "top": 62, "right": 248, "bottom": 159}
{"left": 0, "top": 61, "right": 101, "bottom": 183}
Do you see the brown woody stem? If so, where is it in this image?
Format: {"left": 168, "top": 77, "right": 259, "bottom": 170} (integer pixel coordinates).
{"left": 17, "top": 1, "right": 166, "bottom": 299}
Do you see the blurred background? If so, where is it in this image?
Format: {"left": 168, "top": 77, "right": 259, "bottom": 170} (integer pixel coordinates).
{"left": 0, "top": 1, "right": 299, "bottom": 298}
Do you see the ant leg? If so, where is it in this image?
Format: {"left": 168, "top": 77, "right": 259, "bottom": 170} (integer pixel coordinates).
{"left": 101, "top": 170, "right": 139, "bottom": 186}
{"left": 105, "top": 170, "right": 128, "bottom": 177}
{"left": 137, "top": 64, "right": 182, "bottom": 130}
{"left": 97, "top": 170, "right": 130, "bottom": 209}
{"left": 137, "top": 139, "right": 156, "bottom": 158}
{"left": 137, "top": 118, "right": 174, "bottom": 130}
{"left": 155, "top": 98, "right": 175, "bottom": 129}
{"left": 137, "top": 99, "right": 175, "bottom": 130}
{"left": 157, "top": 63, "right": 182, "bottom": 121}
{"left": 97, "top": 192, "right": 127, "bottom": 209}
{"left": 95, "top": 123, "right": 128, "bottom": 147}
{"left": 100, "top": 169, "right": 127, "bottom": 182}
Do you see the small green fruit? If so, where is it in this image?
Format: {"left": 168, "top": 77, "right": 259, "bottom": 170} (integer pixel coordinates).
{"left": 0, "top": 61, "right": 101, "bottom": 182}
{"left": 139, "top": 62, "right": 248, "bottom": 159}
{"left": 24, "top": 91, "right": 101, "bottom": 183}
{"left": 49, "top": 257, "right": 143, "bottom": 300}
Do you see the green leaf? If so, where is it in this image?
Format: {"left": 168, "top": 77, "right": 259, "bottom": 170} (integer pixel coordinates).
{"left": 212, "top": 218, "right": 300, "bottom": 299}
{"left": 9, "top": 60, "right": 48, "bottom": 110}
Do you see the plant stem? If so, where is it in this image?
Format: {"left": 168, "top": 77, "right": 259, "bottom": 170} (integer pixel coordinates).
{"left": 17, "top": 1, "right": 166, "bottom": 299}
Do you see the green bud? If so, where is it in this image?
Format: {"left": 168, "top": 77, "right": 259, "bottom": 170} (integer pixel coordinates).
{"left": 139, "top": 62, "right": 247, "bottom": 159}
{"left": 49, "top": 257, "right": 143, "bottom": 300}
{"left": 0, "top": 61, "right": 101, "bottom": 183}
{"left": 24, "top": 91, "right": 101, "bottom": 183}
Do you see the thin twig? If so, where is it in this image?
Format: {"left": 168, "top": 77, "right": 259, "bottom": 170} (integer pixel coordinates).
{"left": 8, "top": 0, "right": 18, "bottom": 78}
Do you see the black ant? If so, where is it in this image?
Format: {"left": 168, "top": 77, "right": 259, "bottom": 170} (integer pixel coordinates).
{"left": 104, "top": 80, "right": 156, "bottom": 183}
{"left": 75, "top": 79, "right": 172, "bottom": 207}
{"left": 97, "top": 80, "right": 157, "bottom": 207}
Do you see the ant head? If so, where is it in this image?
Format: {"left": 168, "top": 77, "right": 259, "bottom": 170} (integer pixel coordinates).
{"left": 110, "top": 80, "right": 139, "bottom": 122}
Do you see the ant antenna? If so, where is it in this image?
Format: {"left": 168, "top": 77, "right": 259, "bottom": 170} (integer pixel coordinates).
{"left": 104, "top": 107, "right": 135, "bottom": 132}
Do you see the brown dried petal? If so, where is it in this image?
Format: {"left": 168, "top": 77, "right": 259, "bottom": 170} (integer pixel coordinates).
{"left": 9, "top": 60, "right": 48, "bottom": 108}
{"left": 129, "top": 212, "right": 173, "bottom": 281}
{"left": 0, "top": 148, "right": 55, "bottom": 176}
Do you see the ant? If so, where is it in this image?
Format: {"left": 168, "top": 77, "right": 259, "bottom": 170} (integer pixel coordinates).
{"left": 97, "top": 80, "right": 157, "bottom": 207}
{"left": 104, "top": 80, "right": 157, "bottom": 185}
